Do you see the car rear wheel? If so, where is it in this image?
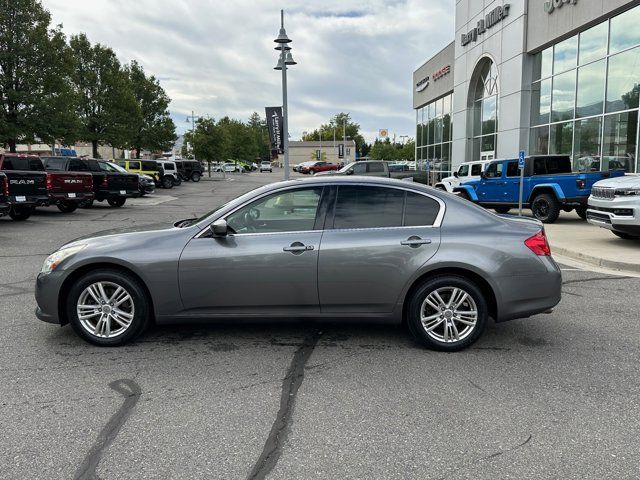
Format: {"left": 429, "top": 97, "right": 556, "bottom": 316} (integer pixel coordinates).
{"left": 575, "top": 207, "right": 587, "bottom": 220}
{"left": 162, "top": 176, "right": 173, "bottom": 189}
{"left": 612, "top": 230, "right": 640, "bottom": 240}
{"left": 191, "top": 172, "right": 201, "bottom": 182}
{"left": 9, "top": 206, "right": 32, "bottom": 221}
{"left": 172, "top": 176, "right": 182, "bottom": 186}
{"left": 107, "top": 197, "right": 126, "bottom": 208}
{"left": 531, "top": 193, "right": 560, "bottom": 223}
{"left": 407, "top": 276, "right": 487, "bottom": 351}
{"left": 57, "top": 201, "right": 78, "bottom": 213}
{"left": 67, "top": 270, "right": 150, "bottom": 346}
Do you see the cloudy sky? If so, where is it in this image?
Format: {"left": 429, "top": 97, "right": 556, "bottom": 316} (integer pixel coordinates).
{"left": 43, "top": 0, "right": 455, "bottom": 142}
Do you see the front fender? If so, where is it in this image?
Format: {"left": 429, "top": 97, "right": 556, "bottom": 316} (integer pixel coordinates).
{"left": 453, "top": 184, "right": 479, "bottom": 202}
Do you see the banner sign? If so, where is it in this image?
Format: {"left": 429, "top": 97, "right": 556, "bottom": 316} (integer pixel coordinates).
{"left": 265, "top": 107, "right": 284, "bottom": 154}
{"left": 338, "top": 143, "right": 344, "bottom": 159}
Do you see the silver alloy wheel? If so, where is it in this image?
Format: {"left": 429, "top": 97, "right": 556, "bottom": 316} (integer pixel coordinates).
{"left": 77, "top": 281, "right": 135, "bottom": 339}
{"left": 420, "top": 287, "right": 478, "bottom": 344}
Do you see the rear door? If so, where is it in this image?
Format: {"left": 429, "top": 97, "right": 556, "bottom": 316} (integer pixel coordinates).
{"left": 317, "top": 185, "right": 442, "bottom": 314}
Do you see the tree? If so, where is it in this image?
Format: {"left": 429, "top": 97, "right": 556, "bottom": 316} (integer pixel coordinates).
{"left": 127, "top": 60, "right": 176, "bottom": 158}
{"left": 70, "top": 33, "right": 138, "bottom": 158}
{"left": 0, "top": 0, "right": 77, "bottom": 151}
{"left": 247, "top": 112, "right": 270, "bottom": 162}
{"left": 302, "top": 112, "right": 366, "bottom": 156}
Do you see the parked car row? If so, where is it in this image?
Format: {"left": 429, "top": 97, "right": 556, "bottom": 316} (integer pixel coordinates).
{"left": 0, "top": 154, "right": 204, "bottom": 221}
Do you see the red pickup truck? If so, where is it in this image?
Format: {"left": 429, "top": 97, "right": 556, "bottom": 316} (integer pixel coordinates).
{"left": 0, "top": 154, "right": 93, "bottom": 214}
{"left": 301, "top": 161, "right": 340, "bottom": 174}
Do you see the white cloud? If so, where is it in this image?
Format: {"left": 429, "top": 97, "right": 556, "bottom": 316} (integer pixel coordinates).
{"left": 43, "top": 0, "right": 454, "bottom": 142}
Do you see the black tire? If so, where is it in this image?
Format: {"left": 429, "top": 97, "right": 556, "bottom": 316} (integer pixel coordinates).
{"left": 191, "top": 172, "right": 201, "bottom": 182}
{"left": 494, "top": 206, "right": 511, "bottom": 214}
{"left": 66, "top": 269, "right": 150, "bottom": 346}
{"left": 406, "top": 275, "right": 488, "bottom": 352}
{"left": 531, "top": 193, "right": 560, "bottom": 223}
{"left": 172, "top": 176, "right": 182, "bottom": 187}
{"left": 612, "top": 231, "right": 640, "bottom": 240}
{"left": 107, "top": 197, "right": 126, "bottom": 208}
{"left": 57, "top": 201, "right": 78, "bottom": 213}
{"left": 80, "top": 199, "right": 94, "bottom": 209}
{"left": 162, "top": 176, "right": 173, "bottom": 189}
{"left": 9, "top": 206, "right": 31, "bottom": 221}
{"left": 575, "top": 206, "right": 587, "bottom": 220}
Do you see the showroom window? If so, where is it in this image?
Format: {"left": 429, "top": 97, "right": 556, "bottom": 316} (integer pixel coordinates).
{"left": 471, "top": 58, "right": 498, "bottom": 161}
{"left": 530, "top": 4, "right": 640, "bottom": 173}
{"left": 416, "top": 92, "right": 453, "bottom": 183}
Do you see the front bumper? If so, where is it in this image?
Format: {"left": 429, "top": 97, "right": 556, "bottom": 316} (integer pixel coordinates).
{"left": 495, "top": 256, "right": 562, "bottom": 322}
{"left": 35, "top": 270, "right": 67, "bottom": 325}
{"left": 587, "top": 195, "right": 640, "bottom": 234}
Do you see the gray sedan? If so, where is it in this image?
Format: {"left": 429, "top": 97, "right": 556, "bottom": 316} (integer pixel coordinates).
{"left": 35, "top": 177, "right": 562, "bottom": 351}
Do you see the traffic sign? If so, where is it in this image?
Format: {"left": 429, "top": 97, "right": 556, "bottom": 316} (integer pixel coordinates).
{"left": 518, "top": 151, "right": 525, "bottom": 216}
{"left": 518, "top": 150, "right": 525, "bottom": 169}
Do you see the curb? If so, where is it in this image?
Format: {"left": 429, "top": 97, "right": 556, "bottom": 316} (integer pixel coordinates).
{"left": 550, "top": 244, "right": 640, "bottom": 274}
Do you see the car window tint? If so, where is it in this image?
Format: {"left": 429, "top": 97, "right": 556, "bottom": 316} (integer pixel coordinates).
{"left": 334, "top": 186, "right": 404, "bottom": 229}
{"left": 533, "top": 158, "right": 547, "bottom": 175}
{"left": 43, "top": 158, "right": 66, "bottom": 171}
{"left": 506, "top": 161, "right": 519, "bottom": 177}
{"left": 471, "top": 164, "right": 482, "bottom": 175}
{"left": 459, "top": 164, "right": 470, "bottom": 176}
{"left": 404, "top": 192, "right": 440, "bottom": 226}
{"left": 141, "top": 161, "right": 156, "bottom": 170}
{"left": 163, "top": 163, "right": 175, "bottom": 170}
{"left": 368, "top": 162, "right": 385, "bottom": 173}
{"left": 352, "top": 163, "right": 367, "bottom": 174}
{"left": 226, "top": 187, "right": 322, "bottom": 234}
{"left": 69, "top": 159, "right": 89, "bottom": 171}
{"left": 485, "top": 162, "right": 503, "bottom": 178}
{"left": 546, "top": 157, "right": 572, "bottom": 174}
{"left": 87, "top": 160, "right": 101, "bottom": 172}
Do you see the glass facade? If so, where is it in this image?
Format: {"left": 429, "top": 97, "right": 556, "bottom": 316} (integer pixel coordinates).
{"left": 471, "top": 59, "right": 499, "bottom": 160}
{"left": 416, "top": 93, "right": 453, "bottom": 182}
{"left": 531, "top": 5, "right": 640, "bottom": 173}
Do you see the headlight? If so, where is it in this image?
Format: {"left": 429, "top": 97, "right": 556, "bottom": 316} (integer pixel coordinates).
{"left": 614, "top": 188, "right": 640, "bottom": 196}
{"left": 41, "top": 244, "right": 86, "bottom": 274}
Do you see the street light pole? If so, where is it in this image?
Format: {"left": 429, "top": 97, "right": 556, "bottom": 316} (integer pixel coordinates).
{"left": 274, "top": 10, "right": 295, "bottom": 181}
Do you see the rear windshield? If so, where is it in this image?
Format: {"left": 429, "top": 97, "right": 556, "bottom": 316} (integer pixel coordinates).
{"left": 43, "top": 157, "right": 67, "bottom": 171}
{"left": 2, "top": 156, "right": 44, "bottom": 171}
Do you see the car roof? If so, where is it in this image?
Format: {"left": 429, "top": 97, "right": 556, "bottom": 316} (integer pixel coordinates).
{"left": 269, "top": 175, "right": 436, "bottom": 192}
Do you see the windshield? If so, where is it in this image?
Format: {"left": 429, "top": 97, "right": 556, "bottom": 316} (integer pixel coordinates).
{"left": 338, "top": 162, "right": 357, "bottom": 173}
{"left": 100, "top": 161, "right": 124, "bottom": 173}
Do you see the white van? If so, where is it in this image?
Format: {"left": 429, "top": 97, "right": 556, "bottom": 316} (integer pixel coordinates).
{"left": 435, "top": 159, "right": 493, "bottom": 192}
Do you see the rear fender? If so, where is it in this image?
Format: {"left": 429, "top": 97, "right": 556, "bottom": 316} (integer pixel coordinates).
{"left": 529, "top": 184, "right": 564, "bottom": 202}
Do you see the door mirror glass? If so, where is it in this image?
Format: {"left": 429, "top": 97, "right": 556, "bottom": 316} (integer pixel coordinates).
{"left": 211, "top": 219, "right": 228, "bottom": 236}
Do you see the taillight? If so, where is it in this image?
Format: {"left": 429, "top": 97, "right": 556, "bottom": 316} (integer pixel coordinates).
{"left": 46, "top": 173, "right": 52, "bottom": 191}
{"left": 576, "top": 179, "right": 586, "bottom": 189}
{"left": 101, "top": 175, "right": 108, "bottom": 187}
{"left": 525, "top": 230, "right": 551, "bottom": 256}
{"left": 2, "top": 176, "right": 8, "bottom": 196}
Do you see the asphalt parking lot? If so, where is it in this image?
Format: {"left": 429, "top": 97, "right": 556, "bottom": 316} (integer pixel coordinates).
{"left": 1, "top": 170, "right": 639, "bottom": 479}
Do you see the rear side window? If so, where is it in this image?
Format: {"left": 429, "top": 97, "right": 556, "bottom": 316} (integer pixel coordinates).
{"left": 69, "top": 159, "right": 89, "bottom": 171}
{"left": 163, "top": 163, "right": 175, "bottom": 170}
{"left": 129, "top": 161, "right": 141, "bottom": 170}
{"left": 352, "top": 163, "right": 367, "bottom": 174}
{"left": 2, "top": 157, "right": 44, "bottom": 171}
{"left": 471, "top": 164, "right": 482, "bottom": 175}
{"left": 43, "top": 158, "right": 67, "bottom": 171}
{"left": 141, "top": 161, "right": 156, "bottom": 170}
{"left": 333, "top": 186, "right": 404, "bottom": 229}
{"left": 506, "top": 161, "right": 519, "bottom": 177}
{"left": 404, "top": 192, "right": 440, "bottom": 226}
{"left": 368, "top": 162, "right": 385, "bottom": 173}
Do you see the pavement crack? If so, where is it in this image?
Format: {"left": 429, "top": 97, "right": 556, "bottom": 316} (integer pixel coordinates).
{"left": 563, "top": 276, "right": 628, "bottom": 285}
{"left": 247, "top": 330, "right": 321, "bottom": 480}
{"left": 74, "top": 379, "right": 142, "bottom": 480}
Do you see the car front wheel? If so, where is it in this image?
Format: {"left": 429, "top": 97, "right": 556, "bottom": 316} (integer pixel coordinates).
{"left": 57, "top": 201, "right": 78, "bottom": 213}
{"left": 407, "top": 276, "right": 488, "bottom": 351}
{"left": 67, "top": 270, "right": 150, "bottom": 346}
{"left": 531, "top": 193, "right": 560, "bottom": 223}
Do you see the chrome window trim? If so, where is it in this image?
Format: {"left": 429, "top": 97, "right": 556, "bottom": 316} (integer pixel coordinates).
{"left": 194, "top": 181, "right": 446, "bottom": 239}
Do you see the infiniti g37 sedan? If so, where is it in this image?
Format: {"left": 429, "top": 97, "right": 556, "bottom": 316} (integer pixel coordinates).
{"left": 35, "top": 177, "right": 562, "bottom": 351}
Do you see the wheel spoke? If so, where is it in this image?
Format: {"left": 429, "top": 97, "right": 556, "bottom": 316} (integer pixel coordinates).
{"left": 451, "top": 321, "right": 460, "bottom": 341}
{"left": 94, "top": 315, "right": 105, "bottom": 336}
{"left": 108, "top": 286, "right": 124, "bottom": 304}
{"left": 424, "top": 295, "right": 441, "bottom": 312}
{"left": 96, "top": 282, "right": 110, "bottom": 303}
{"left": 78, "top": 311, "right": 101, "bottom": 321}
{"left": 443, "top": 322, "right": 450, "bottom": 342}
{"left": 454, "top": 293, "right": 469, "bottom": 310}
{"left": 86, "top": 285, "right": 102, "bottom": 304}
{"left": 113, "top": 291, "right": 131, "bottom": 308}
{"left": 447, "top": 288, "right": 460, "bottom": 308}
{"left": 432, "top": 290, "right": 447, "bottom": 308}
{"left": 455, "top": 317, "right": 476, "bottom": 326}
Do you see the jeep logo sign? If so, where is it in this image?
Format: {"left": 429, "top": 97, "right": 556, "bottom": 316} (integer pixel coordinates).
{"left": 544, "top": 0, "right": 577, "bottom": 14}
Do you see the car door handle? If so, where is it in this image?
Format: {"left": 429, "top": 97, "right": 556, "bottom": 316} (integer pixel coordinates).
{"left": 401, "top": 237, "right": 432, "bottom": 247}
{"left": 283, "top": 243, "right": 314, "bottom": 253}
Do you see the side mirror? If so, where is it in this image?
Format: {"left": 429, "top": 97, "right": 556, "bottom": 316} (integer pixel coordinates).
{"left": 453, "top": 171, "right": 459, "bottom": 178}
{"left": 211, "top": 219, "right": 228, "bottom": 237}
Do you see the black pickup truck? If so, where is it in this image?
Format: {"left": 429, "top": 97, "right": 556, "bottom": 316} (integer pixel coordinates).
{"left": 42, "top": 157, "right": 140, "bottom": 208}
{"left": 0, "top": 172, "right": 10, "bottom": 218}
{"left": 0, "top": 154, "right": 48, "bottom": 220}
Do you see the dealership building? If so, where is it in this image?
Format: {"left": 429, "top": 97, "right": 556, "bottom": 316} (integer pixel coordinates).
{"left": 413, "top": 0, "right": 640, "bottom": 181}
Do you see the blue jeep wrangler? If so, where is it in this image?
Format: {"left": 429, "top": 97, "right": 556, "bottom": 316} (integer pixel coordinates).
{"left": 454, "top": 155, "right": 625, "bottom": 223}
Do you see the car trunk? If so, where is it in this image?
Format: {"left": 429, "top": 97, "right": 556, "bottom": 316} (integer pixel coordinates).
{"left": 5, "top": 171, "right": 47, "bottom": 196}
{"left": 47, "top": 172, "right": 94, "bottom": 193}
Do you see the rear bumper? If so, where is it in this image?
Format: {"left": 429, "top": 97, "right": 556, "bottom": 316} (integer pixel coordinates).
{"left": 96, "top": 190, "right": 140, "bottom": 199}
{"left": 563, "top": 196, "right": 589, "bottom": 207}
{"left": 48, "top": 192, "right": 95, "bottom": 203}
{"left": 494, "top": 256, "right": 562, "bottom": 322}
{"left": 8, "top": 195, "right": 49, "bottom": 207}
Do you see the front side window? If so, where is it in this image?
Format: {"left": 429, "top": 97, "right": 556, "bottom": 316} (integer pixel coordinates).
{"left": 458, "top": 164, "right": 470, "bottom": 176}
{"left": 226, "top": 187, "right": 322, "bottom": 234}
{"left": 484, "top": 162, "right": 503, "bottom": 178}
{"left": 471, "top": 164, "right": 482, "bottom": 175}
{"left": 333, "top": 186, "right": 404, "bottom": 229}
{"left": 352, "top": 163, "right": 367, "bottom": 174}
{"left": 506, "top": 161, "right": 519, "bottom": 177}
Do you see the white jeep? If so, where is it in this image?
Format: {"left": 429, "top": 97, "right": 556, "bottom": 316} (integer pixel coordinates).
{"left": 155, "top": 160, "right": 181, "bottom": 188}
{"left": 587, "top": 174, "right": 640, "bottom": 240}
{"left": 435, "top": 159, "right": 493, "bottom": 192}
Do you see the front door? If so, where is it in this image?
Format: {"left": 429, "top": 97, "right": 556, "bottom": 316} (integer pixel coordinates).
{"left": 179, "top": 186, "right": 325, "bottom": 315}
{"left": 477, "top": 161, "right": 505, "bottom": 203}
{"left": 502, "top": 160, "right": 522, "bottom": 203}
{"left": 318, "top": 185, "right": 442, "bottom": 314}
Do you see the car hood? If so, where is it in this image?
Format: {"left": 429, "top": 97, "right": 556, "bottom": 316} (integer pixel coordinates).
{"left": 593, "top": 174, "right": 639, "bottom": 188}
{"left": 62, "top": 222, "right": 199, "bottom": 249}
